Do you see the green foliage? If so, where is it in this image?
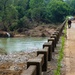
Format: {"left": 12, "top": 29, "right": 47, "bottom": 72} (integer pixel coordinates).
{"left": 9, "top": 22, "right": 18, "bottom": 31}
{"left": 46, "top": 0, "right": 70, "bottom": 23}
{"left": 29, "top": 0, "right": 46, "bottom": 21}
{"left": 0, "top": 0, "right": 74, "bottom": 31}
{"left": 18, "top": 16, "right": 31, "bottom": 28}
{"left": 65, "top": 0, "right": 75, "bottom": 15}
{"left": 29, "top": 0, "right": 45, "bottom": 8}
{"left": 54, "top": 36, "right": 65, "bottom": 75}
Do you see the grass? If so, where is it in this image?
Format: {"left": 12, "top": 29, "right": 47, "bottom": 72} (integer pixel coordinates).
{"left": 54, "top": 25, "right": 66, "bottom": 75}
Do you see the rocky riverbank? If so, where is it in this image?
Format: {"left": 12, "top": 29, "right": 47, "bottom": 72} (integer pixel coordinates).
{"left": 0, "top": 48, "right": 7, "bottom": 55}
{"left": 0, "top": 51, "right": 37, "bottom": 75}
{"left": 0, "top": 38, "right": 62, "bottom": 75}
{"left": 0, "top": 25, "right": 57, "bottom": 37}
{"left": 0, "top": 24, "right": 61, "bottom": 75}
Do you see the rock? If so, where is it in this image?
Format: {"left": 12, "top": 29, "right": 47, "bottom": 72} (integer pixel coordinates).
{"left": 0, "top": 31, "right": 14, "bottom": 37}
{"left": 0, "top": 51, "right": 37, "bottom": 65}
{"left": 24, "top": 25, "right": 56, "bottom": 37}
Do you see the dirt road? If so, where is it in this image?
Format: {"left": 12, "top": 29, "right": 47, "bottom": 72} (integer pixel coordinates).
{"left": 64, "top": 21, "right": 75, "bottom": 75}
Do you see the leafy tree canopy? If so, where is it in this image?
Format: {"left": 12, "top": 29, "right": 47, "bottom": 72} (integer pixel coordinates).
{"left": 0, "top": 0, "right": 74, "bottom": 31}
{"left": 46, "top": 0, "right": 70, "bottom": 23}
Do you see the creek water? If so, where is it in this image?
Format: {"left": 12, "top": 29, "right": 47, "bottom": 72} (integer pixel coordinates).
{"left": 0, "top": 37, "right": 48, "bottom": 53}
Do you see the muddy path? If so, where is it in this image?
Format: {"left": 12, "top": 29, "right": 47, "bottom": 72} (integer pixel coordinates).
{"left": 63, "top": 20, "right": 75, "bottom": 75}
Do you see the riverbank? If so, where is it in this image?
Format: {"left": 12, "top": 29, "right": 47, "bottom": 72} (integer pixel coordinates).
{"left": 0, "top": 24, "right": 57, "bottom": 37}
{"left": 0, "top": 36, "right": 62, "bottom": 75}
{"left": 0, "top": 48, "right": 7, "bottom": 55}
{"left": 0, "top": 51, "right": 37, "bottom": 75}
{"left": 0, "top": 23, "right": 62, "bottom": 75}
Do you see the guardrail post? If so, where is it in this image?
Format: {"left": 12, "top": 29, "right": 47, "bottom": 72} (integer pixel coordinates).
{"left": 21, "top": 65, "right": 37, "bottom": 75}
{"left": 43, "top": 41, "right": 52, "bottom": 61}
{"left": 48, "top": 38, "right": 55, "bottom": 52}
{"left": 56, "top": 27, "right": 61, "bottom": 35}
{"left": 21, "top": 20, "right": 66, "bottom": 75}
{"left": 50, "top": 35, "right": 57, "bottom": 47}
{"left": 54, "top": 31, "right": 60, "bottom": 41}
{"left": 37, "top": 49, "right": 48, "bottom": 71}
{"left": 27, "top": 54, "right": 44, "bottom": 75}
{"left": 52, "top": 34, "right": 58, "bottom": 44}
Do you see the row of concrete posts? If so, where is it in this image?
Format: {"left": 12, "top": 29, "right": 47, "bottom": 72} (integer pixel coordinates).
{"left": 21, "top": 21, "right": 66, "bottom": 75}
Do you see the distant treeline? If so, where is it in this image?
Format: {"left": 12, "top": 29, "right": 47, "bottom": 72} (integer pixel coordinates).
{"left": 0, "top": 0, "right": 74, "bottom": 31}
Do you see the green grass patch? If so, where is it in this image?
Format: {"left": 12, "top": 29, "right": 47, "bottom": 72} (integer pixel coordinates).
{"left": 54, "top": 26, "right": 66, "bottom": 75}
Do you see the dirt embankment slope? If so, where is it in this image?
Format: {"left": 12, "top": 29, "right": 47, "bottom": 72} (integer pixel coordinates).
{"left": 20, "top": 25, "right": 57, "bottom": 37}
{"left": 0, "top": 25, "right": 57, "bottom": 37}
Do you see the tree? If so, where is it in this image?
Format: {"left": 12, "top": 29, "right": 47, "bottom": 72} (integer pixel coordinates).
{"left": 0, "top": 0, "right": 72, "bottom": 31}
{"left": 65, "top": 0, "right": 75, "bottom": 15}
{"left": 6, "top": 5, "right": 18, "bottom": 28}
{"left": 29, "top": 0, "right": 45, "bottom": 22}
{"left": 0, "top": 0, "right": 13, "bottom": 31}
{"left": 46, "top": 0, "right": 70, "bottom": 23}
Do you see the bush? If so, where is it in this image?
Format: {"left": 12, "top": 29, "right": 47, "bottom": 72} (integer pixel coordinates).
{"left": 46, "top": 1, "right": 70, "bottom": 23}
{"left": 18, "top": 16, "right": 32, "bottom": 28}
{"left": 9, "top": 22, "right": 18, "bottom": 31}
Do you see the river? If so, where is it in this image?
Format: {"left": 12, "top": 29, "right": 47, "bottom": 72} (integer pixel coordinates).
{"left": 0, "top": 37, "right": 48, "bottom": 53}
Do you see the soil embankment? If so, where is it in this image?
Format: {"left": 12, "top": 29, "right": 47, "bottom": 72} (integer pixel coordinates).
{"left": 0, "top": 25, "right": 57, "bottom": 37}
{"left": 22, "top": 25, "right": 56, "bottom": 37}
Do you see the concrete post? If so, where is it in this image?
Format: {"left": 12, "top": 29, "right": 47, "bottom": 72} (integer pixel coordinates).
{"left": 27, "top": 54, "right": 44, "bottom": 75}
{"left": 37, "top": 49, "right": 48, "bottom": 71}
{"left": 56, "top": 29, "right": 61, "bottom": 38}
{"left": 43, "top": 41, "right": 52, "bottom": 61}
{"left": 52, "top": 34, "right": 58, "bottom": 44}
{"left": 50, "top": 35, "right": 57, "bottom": 47}
{"left": 48, "top": 38, "right": 55, "bottom": 52}
{"left": 21, "top": 65, "right": 37, "bottom": 75}
{"left": 54, "top": 31, "right": 60, "bottom": 41}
